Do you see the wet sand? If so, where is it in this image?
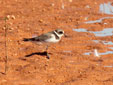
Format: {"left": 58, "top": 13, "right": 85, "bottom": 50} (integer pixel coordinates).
{"left": 0, "top": 0, "right": 113, "bottom": 84}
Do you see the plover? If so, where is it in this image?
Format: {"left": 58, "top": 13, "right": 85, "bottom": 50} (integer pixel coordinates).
{"left": 23, "top": 29, "right": 65, "bottom": 59}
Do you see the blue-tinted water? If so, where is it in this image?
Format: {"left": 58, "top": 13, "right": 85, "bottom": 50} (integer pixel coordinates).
{"left": 84, "top": 40, "right": 113, "bottom": 56}
{"left": 84, "top": 52, "right": 91, "bottom": 55}
{"left": 109, "top": 47, "right": 113, "bottom": 50}
{"left": 73, "top": 28, "right": 87, "bottom": 32}
{"left": 93, "top": 40, "right": 113, "bottom": 45}
{"left": 73, "top": 28, "right": 113, "bottom": 37}
{"left": 100, "top": 2, "right": 113, "bottom": 15}
{"left": 104, "top": 65, "right": 113, "bottom": 68}
{"left": 85, "top": 17, "right": 113, "bottom": 24}
{"left": 103, "top": 41, "right": 113, "bottom": 45}
{"left": 84, "top": 51, "right": 113, "bottom": 56}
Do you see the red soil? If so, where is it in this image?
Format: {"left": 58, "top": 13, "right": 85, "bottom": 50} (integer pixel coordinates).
{"left": 0, "top": 0, "right": 113, "bottom": 84}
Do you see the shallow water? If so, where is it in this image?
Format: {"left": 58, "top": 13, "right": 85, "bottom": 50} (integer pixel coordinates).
{"left": 73, "top": 28, "right": 87, "bottom": 32}
{"left": 93, "top": 40, "right": 113, "bottom": 45}
{"left": 99, "top": 2, "right": 113, "bottom": 15}
{"left": 104, "top": 65, "right": 113, "bottom": 68}
{"left": 74, "top": 28, "right": 113, "bottom": 56}
{"left": 92, "top": 28, "right": 113, "bottom": 37}
{"left": 109, "top": 47, "right": 113, "bottom": 50}
{"left": 85, "top": 17, "right": 113, "bottom": 24}
{"left": 99, "top": 51, "right": 113, "bottom": 55}
{"left": 92, "top": 40, "right": 100, "bottom": 43}
{"left": 84, "top": 52, "right": 91, "bottom": 55}
{"left": 84, "top": 50, "right": 113, "bottom": 56}
{"left": 103, "top": 41, "right": 113, "bottom": 45}
{"left": 73, "top": 28, "right": 113, "bottom": 37}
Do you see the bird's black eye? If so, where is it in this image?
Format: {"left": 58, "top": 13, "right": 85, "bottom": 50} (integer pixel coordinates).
{"left": 59, "top": 31, "right": 63, "bottom": 34}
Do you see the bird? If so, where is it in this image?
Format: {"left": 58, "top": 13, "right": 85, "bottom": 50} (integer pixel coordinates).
{"left": 23, "top": 29, "right": 65, "bottom": 59}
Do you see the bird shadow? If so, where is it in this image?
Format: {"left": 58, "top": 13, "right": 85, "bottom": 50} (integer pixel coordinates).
{"left": 25, "top": 51, "right": 51, "bottom": 59}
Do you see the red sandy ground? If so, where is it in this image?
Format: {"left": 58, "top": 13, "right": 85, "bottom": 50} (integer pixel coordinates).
{"left": 0, "top": 0, "right": 113, "bottom": 85}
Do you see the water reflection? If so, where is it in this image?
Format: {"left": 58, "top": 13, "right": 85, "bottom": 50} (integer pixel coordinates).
{"left": 73, "top": 28, "right": 113, "bottom": 37}
{"left": 104, "top": 65, "right": 113, "bottom": 68}
{"left": 73, "top": 28, "right": 87, "bottom": 32}
{"left": 109, "top": 47, "right": 113, "bottom": 50}
{"left": 93, "top": 40, "right": 113, "bottom": 45}
{"left": 100, "top": 2, "right": 113, "bottom": 15}
{"left": 85, "top": 17, "right": 113, "bottom": 24}
{"left": 84, "top": 50, "right": 113, "bottom": 55}
{"left": 103, "top": 41, "right": 113, "bottom": 45}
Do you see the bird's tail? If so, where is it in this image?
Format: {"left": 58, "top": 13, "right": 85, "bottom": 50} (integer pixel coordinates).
{"left": 23, "top": 38, "right": 36, "bottom": 42}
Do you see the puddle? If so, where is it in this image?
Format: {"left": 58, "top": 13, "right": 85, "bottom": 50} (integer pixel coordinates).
{"left": 84, "top": 17, "right": 113, "bottom": 24}
{"left": 73, "top": 28, "right": 113, "bottom": 37}
{"left": 84, "top": 52, "right": 91, "bottom": 55}
{"left": 104, "top": 65, "right": 113, "bottom": 68}
{"left": 93, "top": 40, "right": 113, "bottom": 45}
{"left": 99, "top": 51, "right": 113, "bottom": 55}
{"left": 92, "top": 28, "right": 113, "bottom": 36}
{"left": 73, "top": 28, "right": 87, "bottom": 32}
{"left": 109, "top": 47, "right": 113, "bottom": 50}
{"left": 103, "top": 41, "right": 113, "bottom": 45}
{"left": 93, "top": 40, "right": 100, "bottom": 43}
{"left": 99, "top": 2, "right": 113, "bottom": 15}
{"left": 90, "top": 40, "right": 113, "bottom": 56}
{"left": 84, "top": 51, "right": 113, "bottom": 55}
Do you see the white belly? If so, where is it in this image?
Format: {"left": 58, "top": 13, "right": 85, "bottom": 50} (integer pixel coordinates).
{"left": 45, "top": 34, "right": 60, "bottom": 43}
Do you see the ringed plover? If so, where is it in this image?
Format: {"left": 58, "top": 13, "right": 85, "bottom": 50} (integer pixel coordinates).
{"left": 23, "top": 29, "right": 65, "bottom": 59}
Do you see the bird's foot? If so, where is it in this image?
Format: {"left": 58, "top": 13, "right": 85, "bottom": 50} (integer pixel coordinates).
{"left": 43, "top": 51, "right": 51, "bottom": 59}
{"left": 46, "top": 53, "right": 50, "bottom": 59}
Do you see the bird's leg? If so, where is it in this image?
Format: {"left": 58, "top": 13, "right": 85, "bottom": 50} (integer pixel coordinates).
{"left": 45, "top": 45, "right": 49, "bottom": 51}
{"left": 46, "top": 52, "right": 50, "bottom": 59}
{"left": 45, "top": 45, "right": 50, "bottom": 59}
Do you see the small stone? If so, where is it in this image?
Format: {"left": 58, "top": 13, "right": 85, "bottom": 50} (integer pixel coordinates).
{"left": 6, "top": 15, "right": 10, "bottom": 19}
{"left": 2, "top": 27, "right": 6, "bottom": 30}
{"left": 47, "top": 79, "right": 52, "bottom": 82}
{"left": 61, "top": 4, "right": 64, "bottom": 9}
{"left": 9, "top": 40, "right": 12, "bottom": 42}
{"left": 6, "top": 15, "right": 16, "bottom": 20}
{"left": 94, "top": 2, "right": 97, "bottom": 4}
{"left": 84, "top": 17, "right": 88, "bottom": 20}
{"left": 104, "top": 23, "right": 107, "bottom": 24}
{"left": 51, "top": 3, "right": 54, "bottom": 6}
{"left": 85, "top": 5, "right": 90, "bottom": 8}
{"left": 14, "top": 53, "right": 17, "bottom": 56}
{"left": 69, "top": 0, "right": 72, "bottom": 2}
{"left": 9, "top": 28, "right": 14, "bottom": 31}
{"left": 1, "top": 79, "right": 7, "bottom": 82}
{"left": 9, "top": 22, "right": 13, "bottom": 25}
{"left": 11, "top": 15, "right": 16, "bottom": 19}
{"left": 39, "top": 19, "right": 43, "bottom": 23}
{"left": 32, "top": 8, "right": 35, "bottom": 11}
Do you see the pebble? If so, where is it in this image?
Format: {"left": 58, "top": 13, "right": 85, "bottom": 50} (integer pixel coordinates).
{"left": 51, "top": 3, "right": 55, "bottom": 7}
{"left": 61, "top": 4, "right": 64, "bottom": 9}
{"left": 6, "top": 15, "right": 16, "bottom": 20}
{"left": 85, "top": 5, "right": 90, "bottom": 8}
{"left": 84, "top": 17, "right": 88, "bottom": 20}
{"left": 39, "top": 19, "right": 43, "bottom": 23}
{"left": 69, "top": 0, "right": 72, "bottom": 2}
